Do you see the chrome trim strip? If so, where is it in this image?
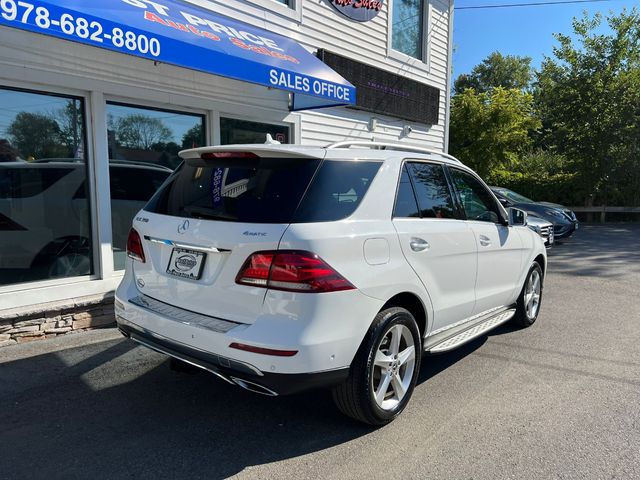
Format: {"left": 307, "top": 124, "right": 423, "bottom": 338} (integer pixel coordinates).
{"left": 129, "top": 294, "right": 241, "bottom": 334}
{"left": 144, "top": 235, "right": 231, "bottom": 253}
{"left": 129, "top": 334, "right": 236, "bottom": 385}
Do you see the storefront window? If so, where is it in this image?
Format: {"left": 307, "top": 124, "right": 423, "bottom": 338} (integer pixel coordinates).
{"left": 0, "top": 88, "right": 91, "bottom": 287}
{"left": 107, "top": 103, "right": 206, "bottom": 270}
{"left": 220, "top": 118, "right": 289, "bottom": 145}
{"left": 391, "top": 0, "right": 425, "bottom": 60}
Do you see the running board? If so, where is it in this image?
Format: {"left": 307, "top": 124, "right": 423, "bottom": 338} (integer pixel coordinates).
{"left": 427, "top": 309, "right": 516, "bottom": 353}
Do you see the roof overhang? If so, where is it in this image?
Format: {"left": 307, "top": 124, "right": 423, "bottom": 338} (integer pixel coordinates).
{"left": 0, "top": 0, "right": 356, "bottom": 110}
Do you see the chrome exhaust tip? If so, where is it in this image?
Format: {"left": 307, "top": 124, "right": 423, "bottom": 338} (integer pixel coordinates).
{"left": 231, "top": 377, "right": 278, "bottom": 397}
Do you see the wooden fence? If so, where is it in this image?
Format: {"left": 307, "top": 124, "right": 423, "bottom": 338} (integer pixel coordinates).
{"left": 569, "top": 206, "right": 640, "bottom": 223}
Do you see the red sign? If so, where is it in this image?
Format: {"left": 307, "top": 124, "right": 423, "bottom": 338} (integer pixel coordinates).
{"left": 328, "top": 0, "right": 383, "bottom": 22}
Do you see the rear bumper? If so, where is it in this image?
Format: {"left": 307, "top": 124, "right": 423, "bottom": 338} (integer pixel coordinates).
{"left": 117, "top": 319, "right": 349, "bottom": 396}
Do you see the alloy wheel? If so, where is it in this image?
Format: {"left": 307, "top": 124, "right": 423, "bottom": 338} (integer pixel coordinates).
{"left": 524, "top": 269, "right": 542, "bottom": 319}
{"left": 371, "top": 324, "right": 416, "bottom": 411}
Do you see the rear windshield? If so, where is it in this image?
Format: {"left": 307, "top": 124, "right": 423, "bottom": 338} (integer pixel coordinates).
{"left": 145, "top": 158, "right": 381, "bottom": 224}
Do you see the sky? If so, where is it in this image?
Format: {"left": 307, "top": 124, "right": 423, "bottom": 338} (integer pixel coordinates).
{"left": 452, "top": 0, "right": 635, "bottom": 78}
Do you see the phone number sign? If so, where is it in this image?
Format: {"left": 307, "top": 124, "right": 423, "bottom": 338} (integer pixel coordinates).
{"left": 0, "top": 0, "right": 356, "bottom": 107}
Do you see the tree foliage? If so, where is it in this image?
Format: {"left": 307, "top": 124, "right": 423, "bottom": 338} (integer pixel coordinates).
{"left": 454, "top": 51, "right": 533, "bottom": 94}
{"left": 449, "top": 87, "right": 541, "bottom": 178}
{"left": 535, "top": 8, "right": 640, "bottom": 205}
{"left": 111, "top": 114, "right": 173, "bottom": 150}
{"left": 449, "top": 8, "right": 640, "bottom": 208}
{"left": 7, "top": 112, "right": 68, "bottom": 159}
{"left": 181, "top": 124, "right": 205, "bottom": 150}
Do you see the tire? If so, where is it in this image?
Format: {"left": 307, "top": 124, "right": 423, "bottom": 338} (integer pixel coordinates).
{"left": 513, "top": 262, "right": 544, "bottom": 328}
{"left": 332, "top": 307, "right": 422, "bottom": 426}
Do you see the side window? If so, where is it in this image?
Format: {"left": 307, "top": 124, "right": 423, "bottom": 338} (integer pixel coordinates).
{"left": 393, "top": 164, "right": 420, "bottom": 218}
{"left": 449, "top": 168, "right": 502, "bottom": 223}
{"left": 407, "top": 162, "right": 456, "bottom": 219}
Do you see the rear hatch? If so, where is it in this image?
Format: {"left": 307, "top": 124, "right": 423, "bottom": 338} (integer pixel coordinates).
{"left": 131, "top": 147, "right": 325, "bottom": 324}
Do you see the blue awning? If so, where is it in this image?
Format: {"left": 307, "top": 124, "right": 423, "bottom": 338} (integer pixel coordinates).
{"left": 0, "top": 0, "right": 355, "bottom": 110}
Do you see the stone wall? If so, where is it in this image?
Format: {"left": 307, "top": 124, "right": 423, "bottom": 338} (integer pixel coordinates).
{"left": 0, "top": 294, "right": 115, "bottom": 348}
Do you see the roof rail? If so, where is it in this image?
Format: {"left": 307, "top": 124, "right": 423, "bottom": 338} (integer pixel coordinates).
{"left": 327, "top": 141, "right": 462, "bottom": 164}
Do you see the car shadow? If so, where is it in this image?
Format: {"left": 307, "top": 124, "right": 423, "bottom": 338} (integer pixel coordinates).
{"left": 0, "top": 326, "right": 493, "bottom": 479}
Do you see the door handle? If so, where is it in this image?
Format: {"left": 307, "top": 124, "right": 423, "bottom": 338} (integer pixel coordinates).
{"left": 410, "top": 238, "right": 430, "bottom": 252}
{"left": 479, "top": 235, "right": 492, "bottom": 247}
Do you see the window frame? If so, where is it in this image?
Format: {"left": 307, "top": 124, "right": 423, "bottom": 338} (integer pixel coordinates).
{"left": 387, "top": 0, "right": 432, "bottom": 67}
{"left": 0, "top": 83, "right": 99, "bottom": 295}
{"left": 104, "top": 98, "right": 209, "bottom": 271}
{"left": 445, "top": 165, "right": 508, "bottom": 225}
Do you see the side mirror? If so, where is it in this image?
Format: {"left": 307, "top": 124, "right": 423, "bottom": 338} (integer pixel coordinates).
{"left": 509, "top": 208, "right": 528, "bottom": 226}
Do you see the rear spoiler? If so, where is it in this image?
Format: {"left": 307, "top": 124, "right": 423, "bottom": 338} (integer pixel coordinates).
{"left": 179, "top": 145, "right": 325, "bottom": 164}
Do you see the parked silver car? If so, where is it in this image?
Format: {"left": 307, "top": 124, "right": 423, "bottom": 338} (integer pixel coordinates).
{"left": 527, "top": 214, "right": 554, "bottom": 247}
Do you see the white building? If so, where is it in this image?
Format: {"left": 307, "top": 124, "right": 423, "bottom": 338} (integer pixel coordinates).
{"left": 0, "top": 0, "right": 453, "bottom": 342}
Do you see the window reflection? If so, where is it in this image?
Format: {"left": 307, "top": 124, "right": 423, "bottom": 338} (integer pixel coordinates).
{"left": 106, "top": 103, "right": 205, "bottom": 270}
{"left": 392, "top": 0, "right": 425, "bottom": 60}
{"left": 0, "top": 88, "right": 92, "bottom": 286}
{"left": 220, "top": 118, "right": 289, "bottom": 145}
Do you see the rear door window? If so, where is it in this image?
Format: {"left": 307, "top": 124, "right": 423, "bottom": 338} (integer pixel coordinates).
{"left": 293, "top": 160, "right": 381, "bottom": 223}
{"left": 393, "top": 164, "right": 420, "bottom": 218}
{"left": 406, "top": 162, "right": 456, "bottom": 219}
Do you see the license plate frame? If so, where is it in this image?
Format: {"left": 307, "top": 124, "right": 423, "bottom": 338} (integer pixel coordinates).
{"left": 166, "top": 248, "right": 206, "bottom": 280}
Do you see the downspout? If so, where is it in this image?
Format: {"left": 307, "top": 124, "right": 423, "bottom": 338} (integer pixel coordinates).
{"left": 443, "top": 0, "right": 455, "bottom": 153}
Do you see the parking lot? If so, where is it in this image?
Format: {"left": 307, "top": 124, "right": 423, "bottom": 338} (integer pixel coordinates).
{"left": 1, "top": 224, "right": 639, "bottom": 480}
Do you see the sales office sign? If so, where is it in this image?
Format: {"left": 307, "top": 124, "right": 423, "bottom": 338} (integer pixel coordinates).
{"left": 328, "top": 0, "right": 384, "bottom": 22}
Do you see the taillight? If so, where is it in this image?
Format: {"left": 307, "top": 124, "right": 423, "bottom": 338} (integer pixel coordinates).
{"left": 201, "top": 152, "right": 258, "bottom": 160}
{"left": 236, "top": 250, "right": 355, "bottom": 293}
{"left": 126, "top": 228, "right": 145, "bottom": 263}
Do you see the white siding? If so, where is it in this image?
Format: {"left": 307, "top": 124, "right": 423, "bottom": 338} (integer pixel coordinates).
{"left": 0, "top": 0, "right": 451, "bottom": 148}
{"left": 182, "top": 0, "right": 452, "bottom": 149}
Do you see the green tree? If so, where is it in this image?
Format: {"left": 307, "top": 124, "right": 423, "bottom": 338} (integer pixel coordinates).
{"left": 449, "top": 87, "right": 541, "bottom": 178}
{"left": 535, "top": 8, "right": 640, "bottom": 206}
{"left": 454, "top": 52, "right": 533, "bottom": 95}
{"left": 112, "top": 114, "right": 172, "bottom": 150}
{"left": 52, "top": 100, "right": 85, "bottom": 157}
{"left": 181, "top": 124, "right": 205, "bottom": 150}
{"left": 7, "top": 112, "right": 67, "bottom": 159}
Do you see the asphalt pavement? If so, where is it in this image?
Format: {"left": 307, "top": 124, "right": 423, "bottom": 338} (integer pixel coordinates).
{"left": 1, "top": 224, "right": 639, "bottom": 480}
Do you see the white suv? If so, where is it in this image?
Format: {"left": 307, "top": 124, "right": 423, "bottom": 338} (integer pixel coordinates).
{"left": 115, "top": 141, "right": 546, "bottom": 425}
